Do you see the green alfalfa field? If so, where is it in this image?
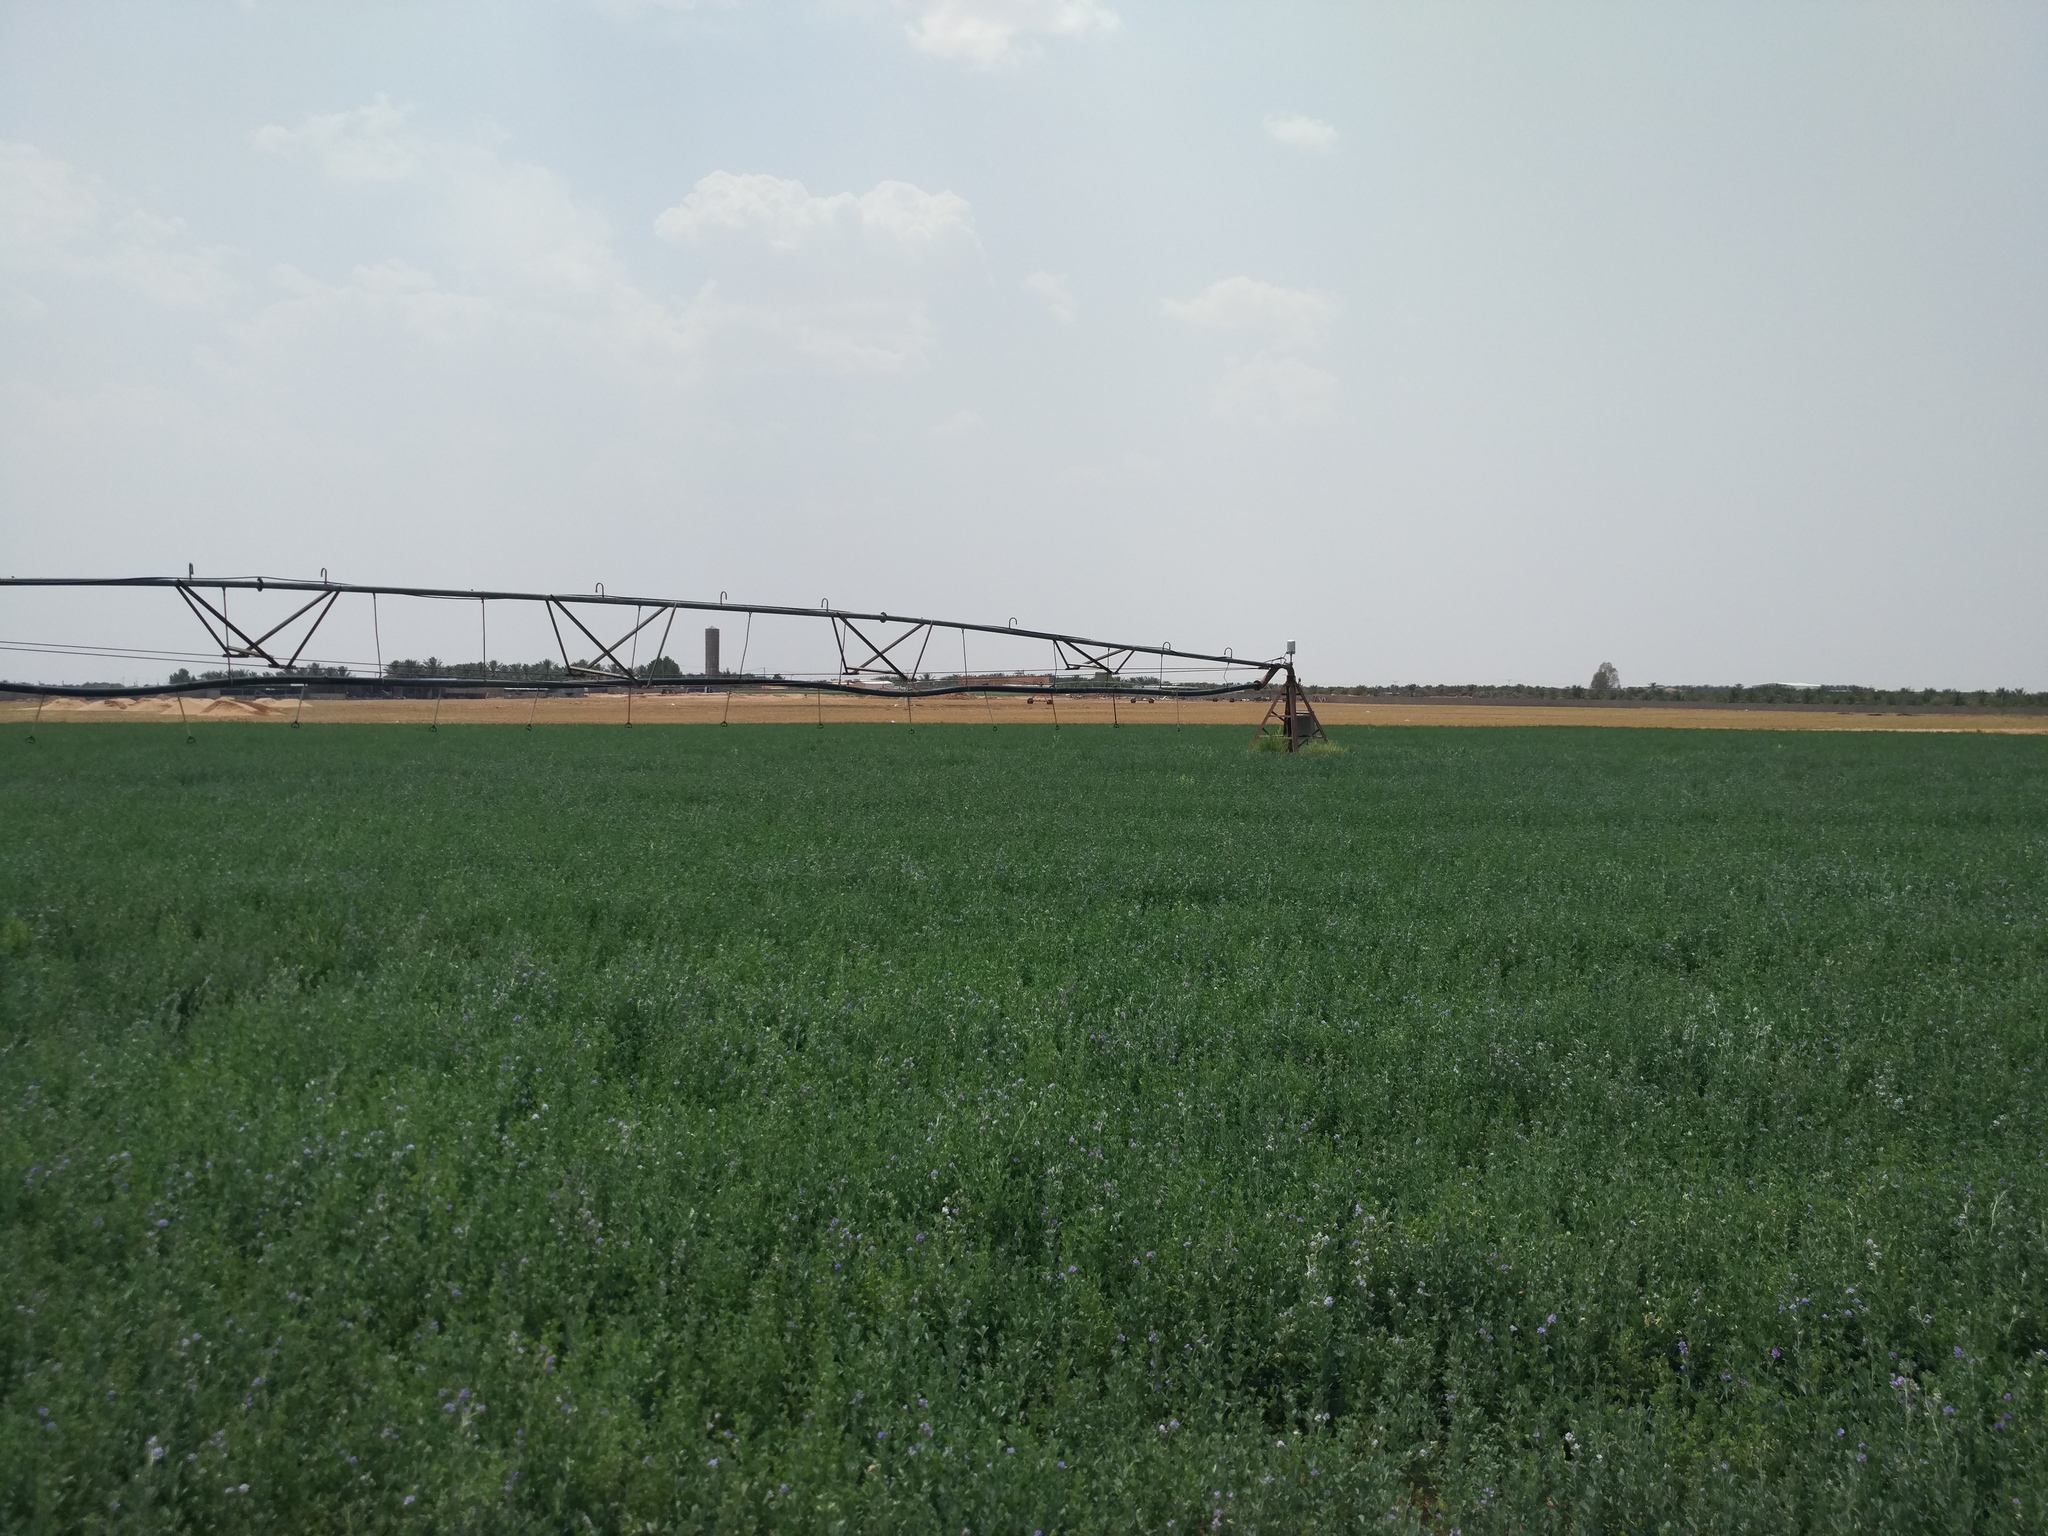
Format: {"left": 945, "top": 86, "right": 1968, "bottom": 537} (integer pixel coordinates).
{"left": 2, "top": 722, "right": 2045, "bottom": 1532}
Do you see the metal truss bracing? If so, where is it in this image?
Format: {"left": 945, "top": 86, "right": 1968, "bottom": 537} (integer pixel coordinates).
{"left": 1051, "top": 638, "right": 1135, "bottom": 677}
{"left": 1249, "top": 668, "right": 1330, "bottom": 752}
{"left": 1, "top": 573, "right": 1330, "bottom": 750}
{"left": 173, "top": 581, "right": 341, "bottom": 671}
{"left": 544, "top": 597, "right": 677, "bottom": 681}
{"left": 831, "top": 615, "right": 934, "bottom": 684}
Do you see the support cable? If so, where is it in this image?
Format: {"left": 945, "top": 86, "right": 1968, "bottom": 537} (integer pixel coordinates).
{"left": 627, "top": 605, "right": 640, "bottom": 728}
{"left": 722, "top": 611, "right": 752, "bottom": 726}
{"left": 963, "top": 628, "right": 996, "bottom": 730}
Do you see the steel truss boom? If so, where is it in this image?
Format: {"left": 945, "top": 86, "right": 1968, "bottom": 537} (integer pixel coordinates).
{"left": 0, "top": 573, "right": 1328, "bottom": 748}
{"left": 1, "top": 575, "right": 1273, "bottom": 673}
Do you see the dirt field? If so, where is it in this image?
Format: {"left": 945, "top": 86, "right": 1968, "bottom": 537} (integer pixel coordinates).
{"left": 5, "top": 691, "right": 2046, "bottom": 732}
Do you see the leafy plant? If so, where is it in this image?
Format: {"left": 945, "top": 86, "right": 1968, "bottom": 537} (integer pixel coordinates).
{"left": 3, "top": 724, "right": 2043, "bottom": 1531}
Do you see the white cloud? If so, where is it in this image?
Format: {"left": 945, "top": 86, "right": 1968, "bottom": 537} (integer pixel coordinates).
{"left": 856, "top": 180, "right": 978, "bottom": 251}
{"left": 247, "top": 99, "right": 701, "bottom": 348}
{"left": 234, "top": 103, "right": 704, "bottom": 406}
{"left": 1022, "top": 269, "right": 1075, "bottom": 324}
{"left": 651, "top": 172, "right": 979, "bottom": 372}
{"left": 654, "top": 172, "right": 976, "bottom": 255}
{"left": 251, "top": 95, "right": 419, "bottom": 182}
{"left": 586, "top": 0, "right": 735, "bottom": 13}
{"left": 0, "top": 141, "right": 233, "bottom": 308}
{"left": 687, "top": 282, "right": 936, "bottom": 374}
{"left": 250, "top": 119, "right": 976, "bottom": 381}
{"left": 438, "top": 153, "right": 632, "bottom": 298}
{"left": 900, "top": 0, "right": 1119, "bottom": 69}
{"left": 932, "top": 408, "right": 985, "bottom": 435}
{"left": 1166, "top": 276, "right": 1341, "bottom": 425}
{"left": 5, "top": 103, "right": 993, "bottom": 585}
{"left": 1211, "top": 352, "right": 1338, "bottom": 424}
{"left": 1163, "top": 276, "right": 1337, "bottom": 348}
{"left": 101, "top": 211, "right": 237, "bottom": 307}
{"left": 0, "top": 141, "right": 98, "bottom": 262}
{"left": 1263, "top": 112, "right": 1338, "bottom": 153}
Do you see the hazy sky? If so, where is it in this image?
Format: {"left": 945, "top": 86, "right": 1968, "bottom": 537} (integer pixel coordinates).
{"left": 3, "top": 1, "right": 2044, "bottom": 687}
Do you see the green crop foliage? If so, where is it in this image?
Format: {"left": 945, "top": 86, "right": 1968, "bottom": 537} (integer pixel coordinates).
{"left": 2, "top": 724, "right": 2044, "bottom": 1532}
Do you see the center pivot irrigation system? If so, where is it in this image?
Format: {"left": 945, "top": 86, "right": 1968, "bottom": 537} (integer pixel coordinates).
{"left": 1, "top": 575, "right": 1329, "bottom": 750}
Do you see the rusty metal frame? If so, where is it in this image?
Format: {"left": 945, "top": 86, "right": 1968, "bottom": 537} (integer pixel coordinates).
{"left": 1249, "top": 668, "right": 1329, "bottom": 752}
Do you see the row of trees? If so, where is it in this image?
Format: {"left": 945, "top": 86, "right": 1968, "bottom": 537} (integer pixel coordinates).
{"left": 1314, "top": 680, "right": 2048, "bottom": 709}
{"left": 161, "top": 662, "right": 1171, "bottom": 688}
{"left": 167, "top": 664, "right": 349, "bottom": 684}
{"left": 166, "top": 658, "right": 687, "bottom": 684}
{"left": 381, "top": 657, "right": 684, "bottom": 681}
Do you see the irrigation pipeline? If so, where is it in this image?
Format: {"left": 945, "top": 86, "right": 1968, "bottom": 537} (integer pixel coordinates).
{"left": 0, "top": 574, "right": 1291, "bottom": 703}
{"left": 0, "top": 674, "right": 1275, "bottom": 703}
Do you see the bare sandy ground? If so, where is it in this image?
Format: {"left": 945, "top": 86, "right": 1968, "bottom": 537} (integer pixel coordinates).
{"left": 4, "top": 692, "right": 2045, "bottom": 732}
